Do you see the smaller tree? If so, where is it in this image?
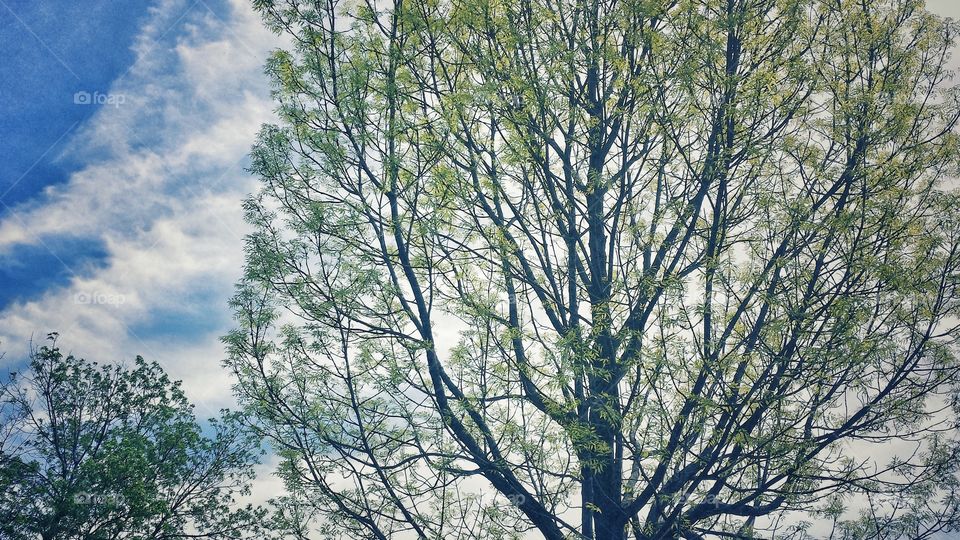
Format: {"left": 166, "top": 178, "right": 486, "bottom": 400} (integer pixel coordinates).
{"left": 0, "top": 334, "right": 266, "bottom": 540}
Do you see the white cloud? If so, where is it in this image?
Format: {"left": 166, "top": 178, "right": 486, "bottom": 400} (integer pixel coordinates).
{"left": 0, "top": 0, "right": 282, "bottom": 415}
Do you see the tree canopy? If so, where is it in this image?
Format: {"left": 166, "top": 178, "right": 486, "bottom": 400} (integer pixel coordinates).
{"left": 227, "top": 0, "right": 960, "bottom": 538}
{"left": 0, "top": 336, "right": 265, "bottom": 540}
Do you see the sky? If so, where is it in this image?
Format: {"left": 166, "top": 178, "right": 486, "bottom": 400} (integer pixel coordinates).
{"left": 0, "top": 0, "right": 283, "bottom": 415}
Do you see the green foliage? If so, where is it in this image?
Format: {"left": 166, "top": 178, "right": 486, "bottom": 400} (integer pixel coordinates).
{"left": 0, "top": 335, "right": 266, "bottom": 540}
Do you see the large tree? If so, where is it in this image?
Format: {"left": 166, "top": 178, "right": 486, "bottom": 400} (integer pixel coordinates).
{"left": 0, "top": 336, "right": 266, "bottom": 540}
{"left": 227, "top": 0, "right": 960, "bottom": 538}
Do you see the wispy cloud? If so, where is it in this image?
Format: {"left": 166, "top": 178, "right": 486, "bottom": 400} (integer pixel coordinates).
{"left": 0, "top": 0, "right": 281, "bottom": 413}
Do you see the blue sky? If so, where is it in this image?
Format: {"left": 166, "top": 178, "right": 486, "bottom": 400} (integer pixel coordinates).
{"left": 0, "top": 0, "right": 145, "bottom": 307}
{"left": 0, "top": 0, "right": 282, "bottom": 412}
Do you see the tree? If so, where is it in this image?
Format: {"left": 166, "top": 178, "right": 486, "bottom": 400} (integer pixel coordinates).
{"left": 0, "top": 335, "right": 266, "bottom": 540}
{"left": 227, "top": 0, "right": 960, "bottom": 538}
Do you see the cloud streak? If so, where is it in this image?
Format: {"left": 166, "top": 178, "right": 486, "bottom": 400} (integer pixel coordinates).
{"left": 0, "top": 0, "right": 281, "bottom": 414}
